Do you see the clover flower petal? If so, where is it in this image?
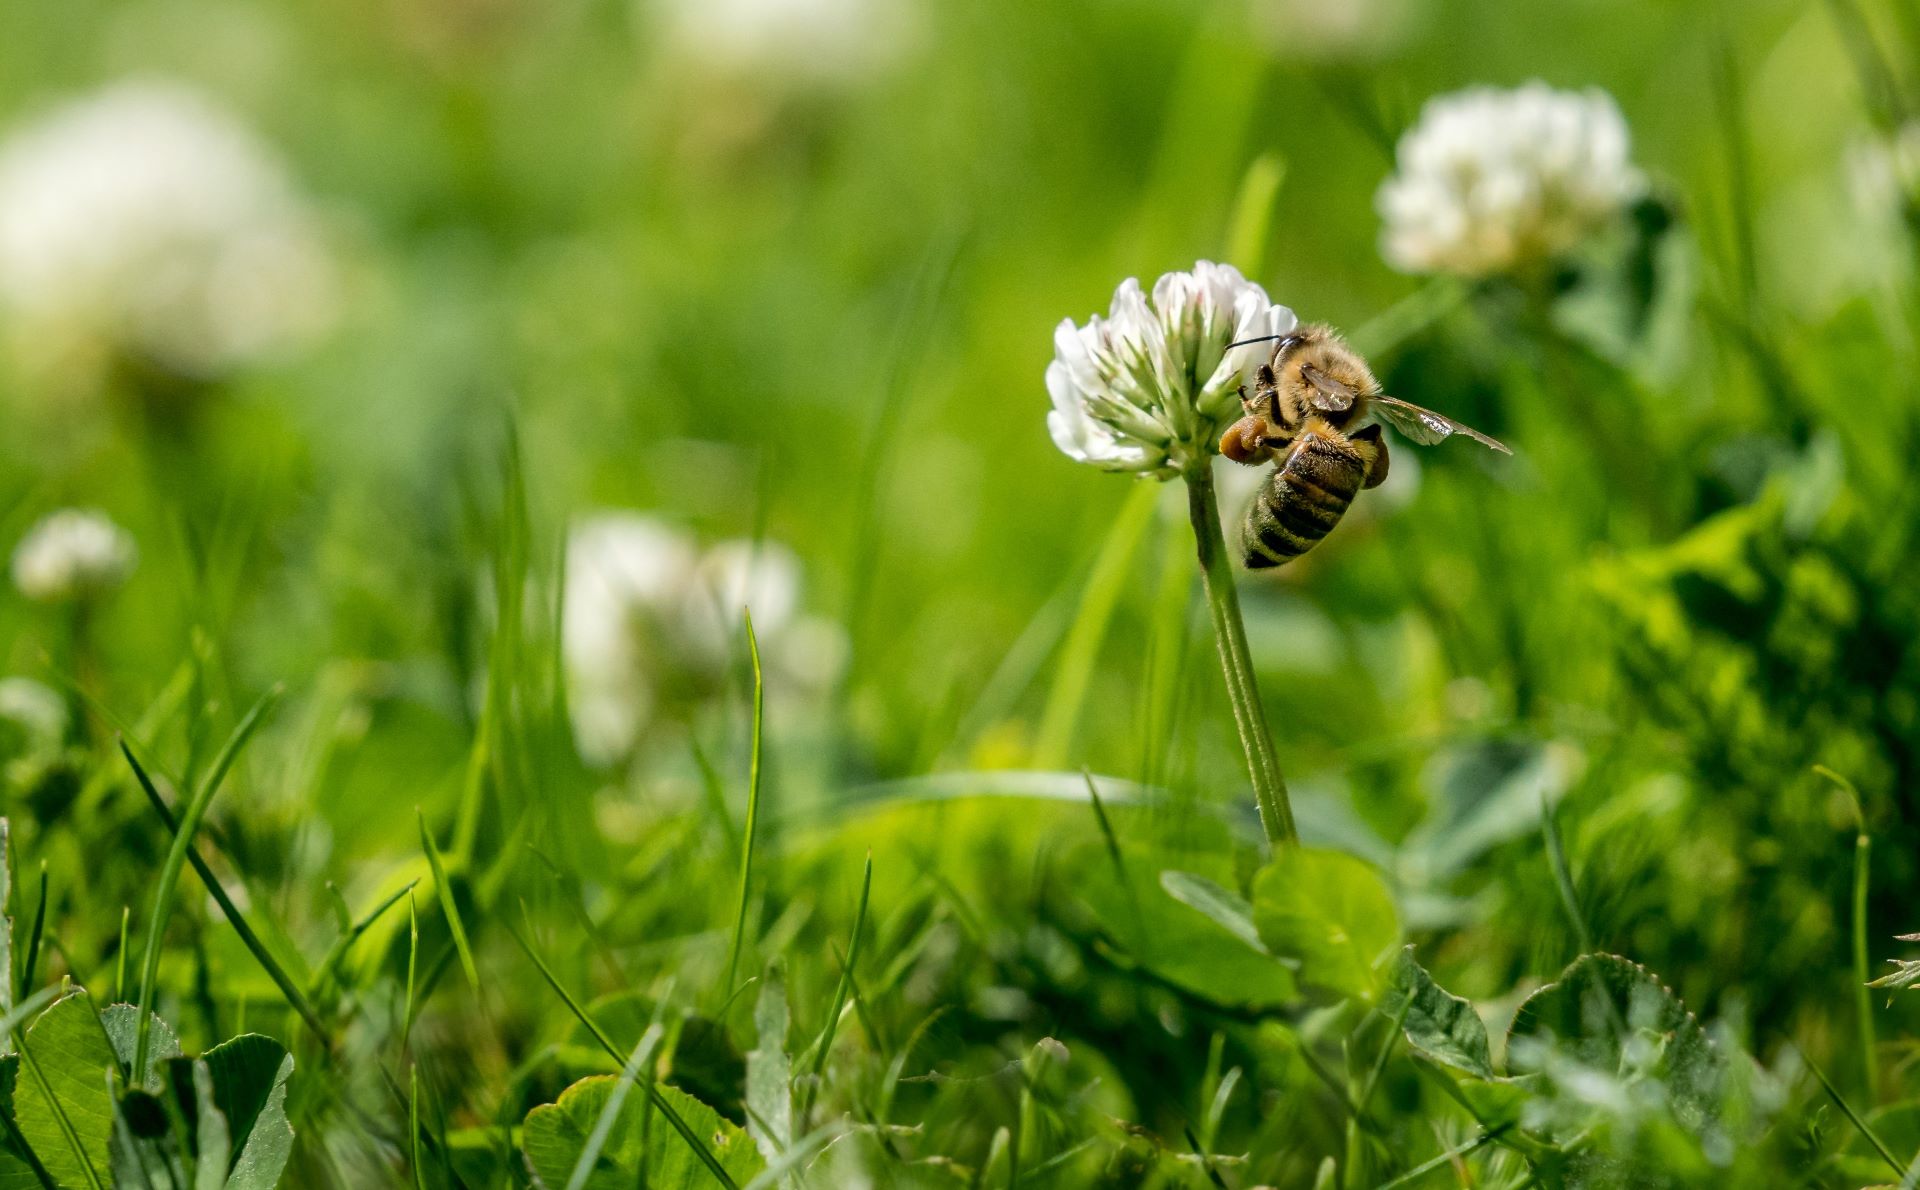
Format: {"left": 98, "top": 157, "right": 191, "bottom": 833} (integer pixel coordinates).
{"left": 1046, "top": 261, "right": 1296, "bottom": 478}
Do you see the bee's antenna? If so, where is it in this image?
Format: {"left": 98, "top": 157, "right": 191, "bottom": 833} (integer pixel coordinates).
{"left": 1225, "top": 332, "right": 1302, "bottom": 351}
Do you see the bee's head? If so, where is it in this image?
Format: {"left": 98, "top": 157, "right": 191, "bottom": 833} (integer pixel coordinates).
{"left": 1228, "top": 324, "right": 1380, "bottom": 422}
{"left": 1283, "top": 328, "right": 1378, "bottom": 409}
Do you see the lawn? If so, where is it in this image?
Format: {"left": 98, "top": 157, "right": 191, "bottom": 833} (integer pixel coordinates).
{"left": 0, "top": 0, "right": 1918, "bottom": 1185}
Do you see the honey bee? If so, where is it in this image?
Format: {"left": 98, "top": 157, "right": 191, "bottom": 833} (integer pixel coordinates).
{"left": 1220, "top": 324, "right": 1510, "bottom": 569}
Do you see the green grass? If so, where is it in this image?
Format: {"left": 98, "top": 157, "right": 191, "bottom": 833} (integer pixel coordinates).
{"left": 0, "top": 0, "right": 1917, "bottom": 1184}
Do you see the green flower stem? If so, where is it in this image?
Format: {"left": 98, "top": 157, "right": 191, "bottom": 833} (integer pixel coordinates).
{"left": 1182, "top": 462, "right": 1297, "bottom": 850}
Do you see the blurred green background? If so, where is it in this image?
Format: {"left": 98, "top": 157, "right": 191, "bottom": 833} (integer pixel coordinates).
{"left": 2, "top": 0, "right": 1919, "bottom": 1183}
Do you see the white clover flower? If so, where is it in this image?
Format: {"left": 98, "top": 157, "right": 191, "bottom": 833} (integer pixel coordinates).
{"left": 564, "top": 515, "right": 699, "bottom": 765}
{"left": 655, "top": 0, "right": 916, "bottom": 84}
{"left": 1047, "top": 261, "right": 1296, "bottom": 479}
{"left": 11, "top": 510, "right": 137, "bottom": 603}
{"left": 563, "top": 514, "right": 846, "bottom": 765}
{"left": 0, "top": 79, "right": 334, "bottom": 382}
{"left": 1377, "top": 82, "right": 1644, "bottom": 279}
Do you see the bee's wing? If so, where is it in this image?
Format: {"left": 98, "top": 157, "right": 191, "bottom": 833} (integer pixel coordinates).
{"left": 1299, "top": 363, "right": 1357, "bottom": 412}
{"left": 1369, "top": 395, "right": 1512, "bottom": 454}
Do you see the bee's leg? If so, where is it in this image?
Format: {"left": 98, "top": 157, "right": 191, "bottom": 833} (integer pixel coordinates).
{"left": 1352, "top": 423, "right": 1390, "bottom": 488}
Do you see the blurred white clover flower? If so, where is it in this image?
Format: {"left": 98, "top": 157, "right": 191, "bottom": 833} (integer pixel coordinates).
{"left": 0, "top": 677, "right": 67, "bottom": 755}
{"left": 563, "top": 513, "right": 846, "bottom": 765}
{"left": 0, "top": 79, "right": 335, "bottom": 383}
{"left": 1850, "top": 121, "right": 1920, "bottom": 218}
{"left": 11, "top": 509, "right": 137, "bottom": 603}
{"left": 1377, "top": 82, "right": 1644, "bottom": 279}
{"left": 1251, "top": 0, "right": 1423, "bottom": 60}
{"left": 656, "top": 0, "right": 916, "bottom": 85}
{"left": 1047, "top": 261, "right": 1296, "bottom": 479}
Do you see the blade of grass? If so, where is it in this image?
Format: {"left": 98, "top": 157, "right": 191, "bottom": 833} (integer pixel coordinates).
{"left": 0, "top": 820, "right": 10, "bottom": 1018}
{"left": 797, "top": 852, "right": 873, "bottom": 1133}
{"left": 566, "top": 1023, "right": 665, "bottom": 1190}
{"left": 1806, "top": 1050, "right": 1900, "bottom": 1175}
{"left": 505, "top": 922, "right": 738, "bottom": 1189}
{"left": 114, "top": 908, "right": 128, "bottom": 1003}
{"left": 1376, "top": 1124, "right": 1512, "bottom": 1189}
{"left": 419, "top": 808, "right": 480, "bottom": 992}
{"left": 403, "top": 890, "right": 419, "bottom": 1052}
{"left": 1817, "top": 765, "right": 1879, "bottom": 1100}
{"left": 1136, "top": 507, "right": 1195, "bottom": 791}
{"left": 1541, "top": 794, "right": 1593, "bottom": 955}
{"left": 738, "top": 1126, "right": 836, "bottom": 1190}
{"left": 1181, "top": 1123, "right": 1229, "bottom": 1190}
{"left": 1033, "top": 483, "right": 1156, "bottom": 768}
{"left": 1823, "top": 0, "right": 1909, "bottom": 131}
{"left": 723, "top": 610, "right": 766, "bottom": 1001}
{"left": 410, "top": 1065, "right": 426, "bottom": 1190}
{"left": 1083, "top": 770, "right": 1144, "bottom": 949}
{"left": 18, "top": 863, "right": 44, "bottom": 998}
{"left": 132, "top": 685, "right": 279, "bottom": 1085}
{"left": 1223, "top": 152, "right": 1286, "bottom": 278}
{"left": 1356, "top": 996, "right": 1413, "bottom": 1116}
{"left": 122, "top": 740, "right": 332, "bottom": 1046}
{"left": 691, "top": 738, "right": 743, "bottom": 860}
{"left": 842, "top": 230, "right": 966, "bottom": 658}
{"left": 309, "top": 880, "right": 420, "bottom": 999}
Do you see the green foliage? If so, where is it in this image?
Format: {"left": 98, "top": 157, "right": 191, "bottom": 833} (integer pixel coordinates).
{"left": 14, "top": 992, "right": 145, "bottom": 1188}
{"left": 2, "top": 0, "right": 1920, "bottom": 1184}
{"left": 111, "top": 1034, "right": 295, "bottom": 1190}
{"left": 1508, "top": 954, "right": 1728, "bottom": 1130}
{"left": 522, "top": 1080, "right": 762, "bottom": 1190}
{"left": 1251, "top": 848, "right": 1400, "bottom": 1002}
{"left": 1384, "top": 946, "right": 1494, "bottom": 1080}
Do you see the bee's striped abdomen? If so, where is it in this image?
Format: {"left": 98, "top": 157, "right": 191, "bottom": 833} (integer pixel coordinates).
{"left": 1242, "top": 437, "right": 1365, "bottom": 570}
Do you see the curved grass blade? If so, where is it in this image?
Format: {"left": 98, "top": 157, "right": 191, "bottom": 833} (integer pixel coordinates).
{"left": 1376, "top": 1124, "right": 1512, "bottom": 1189}
{"left": 308, "top": 880, "right": 419, "bottom": 999}
{"left": 738, "top": 1125, "right": 836, "bottom": 1190}
{"left": 505, "top": 923, "right": 738, "bottom": 1189}
{"left": 1805, "top": 1050, "right": 1901, "bottom": 1175}
{"left": 418, "top": 809, "right": 479, "bottom": 992}
{"left": 121, "top": 741, "right": 332, "bottom": 1048}
{"left": 1033, "top": 483, "right": 1155, "bottom": 768}
{"left": 723, "top": 610, "right": 766, "bottom": 1001}
{"left": 403, "top": 890, "right": 419, "bottom": 1052}
{"left": 133, "top": 686, "right": 280, "bottom": 1085}
{"left": 1223, "top": 152, "right": 1285, "bottom": 279}
{"left": 19, "top": 863, "right": 45, "bottom": 998}
{"left": 566, "top": 1023, "right": 665, "bottom": 1190}
{"left": 1540, "top": 794, "right": 1592, "bottom": 956}
{"left": 797, "top": 853, "right": 872, "bottom": 1133}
